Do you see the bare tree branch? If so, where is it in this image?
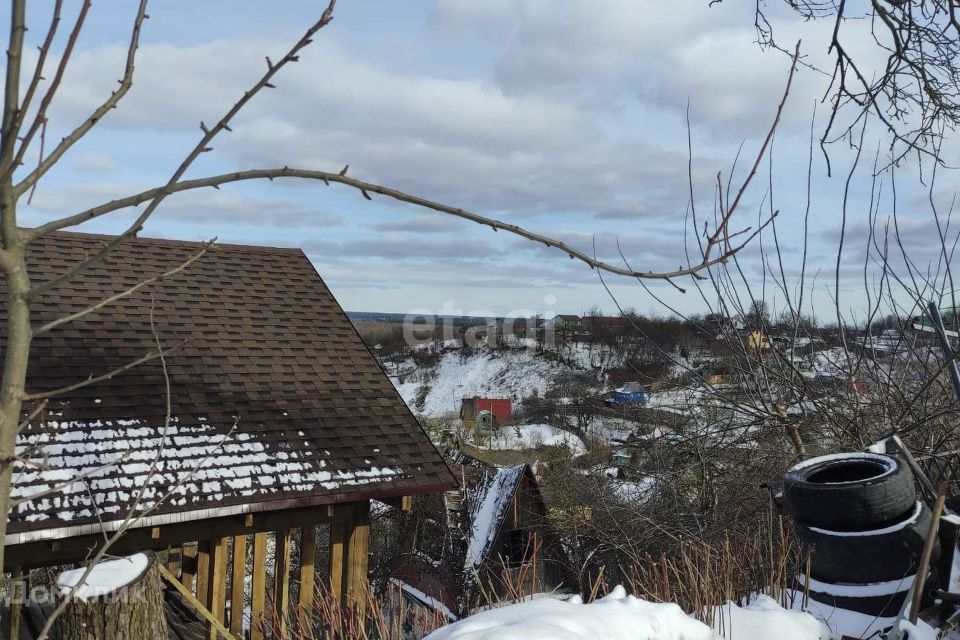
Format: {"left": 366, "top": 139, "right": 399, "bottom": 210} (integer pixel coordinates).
{"left": 9, "top": 0, "right": 143, "bottom": 190}
{"left": 27, "top": 0, "right": 337, "bottom": 297}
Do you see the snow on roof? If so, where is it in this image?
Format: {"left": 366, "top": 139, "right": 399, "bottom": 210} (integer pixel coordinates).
{"left": 464, "top": 465, "right": 526, "bottom": 571}
{"left": 390, "top": 578, "right": 459, "bottom": 621}
{"left": 58, "top": 553, "right": 149, "bottom": 601}
{"left": 13, "top": 417, "right": 402, "bottom": 529}
{"left": 7, "top": 232, "right": 455, "bottom": 538}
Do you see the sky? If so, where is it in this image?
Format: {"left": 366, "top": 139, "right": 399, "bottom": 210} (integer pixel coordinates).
{"left": 6, "top": 1, "right": 959, "bottom": 322}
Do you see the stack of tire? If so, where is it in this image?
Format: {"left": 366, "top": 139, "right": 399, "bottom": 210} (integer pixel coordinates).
{"left": 783, "top": 452, "right": 938, "bottom": 618}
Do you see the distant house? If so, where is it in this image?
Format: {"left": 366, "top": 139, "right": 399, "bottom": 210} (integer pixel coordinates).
{"left": 391, "top": 462, "right": 573, "bottom": 618}
{"left": 460, "top": 397, "right": 512, "bottom": 429}
{"left": 584, "top": 315, "right": 624, "bottom": 336}
{"left": 551, "top": 314, "right": 583, "bottom": 339}
{"left": 609, "top": 382, "right": 646, "bottom": 405}
{"left": 744, "top": 329, "right": 770, "bottom": 352}
{"left": 3, "top": 232, "right": 455, "bottom": 637}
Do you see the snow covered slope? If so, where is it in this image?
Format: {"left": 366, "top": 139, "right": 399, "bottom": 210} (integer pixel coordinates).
{"left": 392, "top": 348, "right": 588, "bottom": 416}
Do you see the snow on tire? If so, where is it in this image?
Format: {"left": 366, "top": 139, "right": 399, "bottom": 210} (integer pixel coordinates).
{"left": 794, "top": 501, "right": 939, "bottom": 584}
{"left": 798, "top": 570, "right": 938, "bottom": 618}
{"left": 783, "top": 452, "right": 916, "bottom": 530}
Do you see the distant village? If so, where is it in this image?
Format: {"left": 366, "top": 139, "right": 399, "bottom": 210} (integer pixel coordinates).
{"left": 348, "top": 307, "right": 952, "bottom": 620}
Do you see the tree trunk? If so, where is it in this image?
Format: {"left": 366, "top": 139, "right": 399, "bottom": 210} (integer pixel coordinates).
{"left": 54, "top": 552, "right": 169, "bottom": 640}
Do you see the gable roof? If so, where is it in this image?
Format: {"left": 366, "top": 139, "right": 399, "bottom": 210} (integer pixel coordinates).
{"left": 5, "top": 232, "right": 455, "bottom": 543}
{"left": 464, "top": 464, "right": 527, "bottom": 570}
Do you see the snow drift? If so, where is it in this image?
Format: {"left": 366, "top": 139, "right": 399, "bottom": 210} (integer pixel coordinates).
{"left": 424, "top": 587, "right": 829, "bottom": 640}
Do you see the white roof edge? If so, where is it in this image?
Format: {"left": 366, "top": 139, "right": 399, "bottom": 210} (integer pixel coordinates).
{"left": 5, "top": 501, "right": 266, "bottom": 546}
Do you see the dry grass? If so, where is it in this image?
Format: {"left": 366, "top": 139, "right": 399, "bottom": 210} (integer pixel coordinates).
{"left": 268, "top": 521, "right": 807, "bottom": 639}
{"left": 619, "top": 519, "right": 810, "bottom": 627}
{"left": 265, "top": 581, "right": 448, "bottom": 640}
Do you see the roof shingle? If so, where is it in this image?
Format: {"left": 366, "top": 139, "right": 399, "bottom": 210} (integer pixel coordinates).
{"left": 3, "top": 232, "right": 454, "bottom": 539}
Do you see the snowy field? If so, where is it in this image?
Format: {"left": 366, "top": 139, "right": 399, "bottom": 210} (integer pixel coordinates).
{"left": 475, "top": 424, "right": 586, "bottom": 456}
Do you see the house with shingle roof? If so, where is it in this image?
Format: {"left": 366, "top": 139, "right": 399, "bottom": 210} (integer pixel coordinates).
{"left": 3, "top": 231, "right": 455, "bottom": 637}
{"left": 390, "top": 461, "right": 572, "bottom": 618}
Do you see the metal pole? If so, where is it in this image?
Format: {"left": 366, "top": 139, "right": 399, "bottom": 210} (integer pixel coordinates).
{"left": 928, "top": 302, "right": 960, "bottom": 402}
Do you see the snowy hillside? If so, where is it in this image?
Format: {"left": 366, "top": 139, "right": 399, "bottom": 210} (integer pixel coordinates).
{"left": 392, "top": 347, "right": 594, "bottom": 416}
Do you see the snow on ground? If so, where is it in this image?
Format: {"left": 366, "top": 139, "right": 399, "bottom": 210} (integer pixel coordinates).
{"left": 424, "top": 586, "right": 829, "bottom": 640}
{"left": 478, "top": 424, "right": 586, "bottom": 456}
{"left": 714, "top": 596, "right": 829, "bottom": 640}
{"left": 58, "top": 553, "right": 148, "bottom": 601}
{"left": 610, "top": 477, "right": 658, "bottom": 502}
{"left": 646, "top": 386, "right": 706, "bottom": 415}
{"left": 393, "top": 348, "right": 584, "bottom": 416}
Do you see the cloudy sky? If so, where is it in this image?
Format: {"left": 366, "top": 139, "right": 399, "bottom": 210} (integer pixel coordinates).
{"left": 8, "top": 1, "right": 957, "bottom": 321}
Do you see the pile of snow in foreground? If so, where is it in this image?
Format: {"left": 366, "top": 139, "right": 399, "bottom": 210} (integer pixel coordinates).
{"left": 425, "top": 587, "right": 829, "bottom": 640}
{"left": 58, "top": 553, "right": 148, "bottom": 601}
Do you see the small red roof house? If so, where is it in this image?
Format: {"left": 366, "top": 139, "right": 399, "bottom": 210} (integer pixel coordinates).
{"left": 460, "top": 397, "right": 512, "bottom": 429}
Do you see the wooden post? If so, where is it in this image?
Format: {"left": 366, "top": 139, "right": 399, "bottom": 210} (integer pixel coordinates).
{"left": 273, "top": 530, "right": 292, "bottom": 636}
{"left": 250, "top": 532, "right": 268, "bottom": 640}
{"left": 346, "top": 501, "right": 370, "bottom": 604}
{"left": 229, "top": 535, "right": 247, "bottom": 637}
{"left": 196, "top": 540, "right": 212, "bottom": 607}
{"left": 167, "top": 546, "right": 182, "bottom": 578}
{"left": 181, "top": 544, "right": 198, "bottom": 595}
{"left": 328, "top": 522, "right": 348, "bottom": 603}
{"left": 9, "top": 566, "right": 22, "bottom": 640}
{"left": 911, "top": 482, "right": 950, "bottom": 624}
{"left": 298, "top": 525, "right": 317, "bottom": 630}
{"left": 204, "top": 538, "right": 228, "bottom": 640}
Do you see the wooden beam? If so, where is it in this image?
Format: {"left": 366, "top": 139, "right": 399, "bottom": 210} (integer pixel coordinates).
{"left": 298, "top": 525, "right": 317, "bottom": 629}
{"left": 229, "top": 535, "right": 247, "bottom": 637}
{"left": 159, "top": 564, "right": 238, "bottom": 640}
{"left": 167, "top": 546, "right": 182, "bottom": 578}
{"left": 5, "top": 502, "right": 359, "bottom": 571}
{"left": 250, "top": 532, "right": 268, "bottom": 640}
{"left": 328, "top": 522, "right": 348, "bottom": 604}
{"left": 346, "top": 501, "right": 370, "bottom": 604}
{"left": 181, "top": 543, "right": 198, "bottom": 595}
{"left": 273, "top": 530, "right": 292, "bottom": 636}
{"left": 9, "top": 566, "right": 22, "bottom": 640}
{"left": 205, "top": 537, "right": 228, "bottom": 640}
{"left": 196, "top": 540, "right": 212, "bottom": 607}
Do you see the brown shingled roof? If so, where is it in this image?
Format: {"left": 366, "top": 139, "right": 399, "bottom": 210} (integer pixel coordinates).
{"left": 4, "top": 232, "right": 455, "bottom": 540}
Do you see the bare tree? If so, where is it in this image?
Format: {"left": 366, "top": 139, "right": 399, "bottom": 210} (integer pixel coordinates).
{"left": 0, "top": 1, "right": 793, "bottom": 583}
{"left": 713, "top": 0, "right": 960, "bottom": 167}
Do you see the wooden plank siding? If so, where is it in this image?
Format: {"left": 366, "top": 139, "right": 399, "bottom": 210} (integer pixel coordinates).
{"left": 298, "top": 525, "right": 317, "bottom": 629}
{"left": 229, "top": 536, "right": 247, "bottom": 637}
{"left": 273, "top": 531, "right": 292, "bottom": 636}
{"left": 250, "top": 532, "right": 268, "bottom": 640}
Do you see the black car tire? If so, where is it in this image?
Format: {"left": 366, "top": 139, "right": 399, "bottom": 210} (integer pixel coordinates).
{"left": 783, "top": 452, "right": 916, "bottom": 530}
{"left": 794, "top": 502, "right": 938, "bottom": 584}
{"left": 801, "top": 569, "right": 938, "bottom": 619}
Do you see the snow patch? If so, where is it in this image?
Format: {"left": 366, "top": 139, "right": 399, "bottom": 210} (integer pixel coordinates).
{"left": 807, "top": 501, "right": 921, "bottom": 537}
{"left": 479, "top": 424, "right": 586, "bottom": 456}
{"left": 58, "top": 553, "right": 149, "bottom": 601}
{"left": 425, "top": 586, "right": 828, "bottom": 640}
